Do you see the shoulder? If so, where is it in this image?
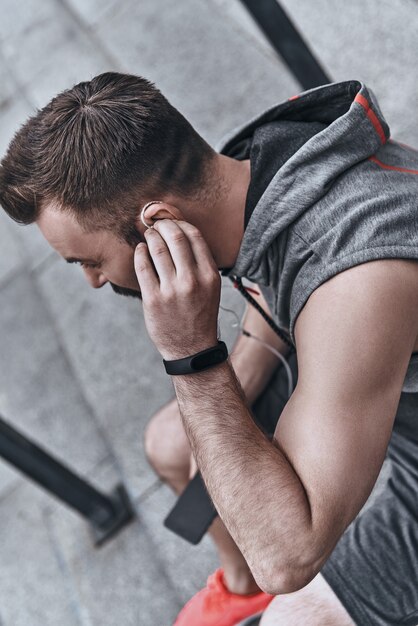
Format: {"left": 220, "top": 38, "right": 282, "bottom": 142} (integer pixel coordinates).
{"left": 294, "top": 258, "right": 418, "bottom": 394}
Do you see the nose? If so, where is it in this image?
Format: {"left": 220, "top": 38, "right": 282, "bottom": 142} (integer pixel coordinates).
{"left": 83, "top": 267, "right": 108, "bottom": 289}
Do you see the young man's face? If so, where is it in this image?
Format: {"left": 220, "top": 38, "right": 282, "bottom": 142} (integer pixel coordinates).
{"left": 37, "top": 204, "right": 143, "bottom": 298}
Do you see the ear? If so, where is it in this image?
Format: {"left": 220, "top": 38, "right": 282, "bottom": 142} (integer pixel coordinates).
{"left": 136, "top": 201, "right": 184, "bottom": 230}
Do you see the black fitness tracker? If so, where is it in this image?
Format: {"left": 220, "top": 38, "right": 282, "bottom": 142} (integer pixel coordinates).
{"left": 163, "top": 341, "right": 228, "bottom": 375}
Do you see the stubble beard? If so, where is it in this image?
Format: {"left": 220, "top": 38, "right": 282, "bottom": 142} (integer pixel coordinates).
{"left": 109, "top": 282, "right": 142, "bottom": 300}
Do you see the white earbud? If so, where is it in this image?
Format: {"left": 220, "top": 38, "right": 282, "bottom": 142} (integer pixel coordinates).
{"left": 140, "top": 200, "right": 164, "bottom": 229}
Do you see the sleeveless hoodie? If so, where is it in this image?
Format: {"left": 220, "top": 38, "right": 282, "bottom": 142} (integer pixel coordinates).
{"left": 216, "top": 80, "right": 418, "bottom": 394}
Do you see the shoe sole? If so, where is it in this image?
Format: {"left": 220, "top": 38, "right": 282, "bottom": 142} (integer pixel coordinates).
{"left": 235, "top": 612, "right": 263, "bottom": 626}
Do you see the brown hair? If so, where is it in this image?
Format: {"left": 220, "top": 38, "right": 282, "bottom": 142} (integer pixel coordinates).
{"left": 0, "top": 72, "right": 217, "bottom": 239}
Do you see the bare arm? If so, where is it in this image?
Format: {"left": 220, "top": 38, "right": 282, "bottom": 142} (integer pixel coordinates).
{"left": 172, "top": 260, "right": 418, "bottom": 594}
{"left": 173, "top": 359, "right": 310, "bottom": 593}
{"left": 189, "top": 286, "right": 288, "bottom": 476}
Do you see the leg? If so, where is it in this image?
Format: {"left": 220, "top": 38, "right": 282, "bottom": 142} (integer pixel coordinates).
{"left": 144, "top": 397, "right": 191, "bottom": 494}
{"left": 259, "top": 574, "right": 355, "bottom": 625}
{"left": 144, "top": 398, "right": 260, "bottom": 594}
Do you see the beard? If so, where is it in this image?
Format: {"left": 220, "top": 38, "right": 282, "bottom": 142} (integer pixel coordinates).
{"left": 109, "top": 282, "right": 142, "bottom": 300}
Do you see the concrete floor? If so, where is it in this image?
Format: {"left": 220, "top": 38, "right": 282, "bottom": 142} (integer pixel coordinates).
{"left": 0, "top": 0, "right": 417, "bottom": 624}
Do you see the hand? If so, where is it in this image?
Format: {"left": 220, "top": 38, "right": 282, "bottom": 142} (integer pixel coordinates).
{"left": 134, "top": 218, "right": 221, "bottom": 361}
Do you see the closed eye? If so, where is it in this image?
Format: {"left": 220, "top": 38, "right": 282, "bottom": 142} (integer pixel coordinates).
{"left": 80, "top": 262, "right": 101, "bottom": 270}
{"left": 66, "top": 258, "right": 101, "bottom": 270}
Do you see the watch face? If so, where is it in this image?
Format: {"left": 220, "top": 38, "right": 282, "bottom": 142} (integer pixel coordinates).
{"left": 192, "top": 348, "right": 226, "bottom": 371}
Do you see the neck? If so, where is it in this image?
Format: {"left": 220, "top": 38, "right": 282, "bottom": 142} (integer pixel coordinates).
{"left": 177, "top": 154, "right": 251, "bottom": 270}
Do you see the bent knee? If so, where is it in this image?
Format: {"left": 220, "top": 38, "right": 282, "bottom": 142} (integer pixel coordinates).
{"left": 143, "top": 399, "right": 191, "bottom": 475}
{"left": 259, "top": 574, "right": 355, "bottom": 626}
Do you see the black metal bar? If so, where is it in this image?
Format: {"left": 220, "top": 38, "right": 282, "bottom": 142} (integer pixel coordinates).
{"left": 0, "top": 414, "right": 135, "bottom": 546}
{"left": 240, "top": 0, "right": 332, "bottom": 90}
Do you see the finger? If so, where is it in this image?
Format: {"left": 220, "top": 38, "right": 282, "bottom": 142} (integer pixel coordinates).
{"left": 172, "top": 220, "right": 218, "bottom": 273}
{"left": 144, "top": 227, "right": 176, "bottom": 285}
{"left": 152, "top": 219, "right": 197, "bottom": 278}
{"left": 134, "top": 242, "right": 159, "bottom": 299}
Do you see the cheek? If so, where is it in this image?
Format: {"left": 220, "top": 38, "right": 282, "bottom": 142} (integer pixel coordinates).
{"left": 108, "top": 251, "right": 138, "bottom": 289}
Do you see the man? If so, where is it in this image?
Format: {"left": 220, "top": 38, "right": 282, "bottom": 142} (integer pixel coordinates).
{"left": 1, "top": 72, "right": 418, "bottom": 626}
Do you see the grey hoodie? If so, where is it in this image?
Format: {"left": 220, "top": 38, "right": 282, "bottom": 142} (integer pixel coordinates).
{"left": 216, "top": 80, "right": 418, "bottom": 396}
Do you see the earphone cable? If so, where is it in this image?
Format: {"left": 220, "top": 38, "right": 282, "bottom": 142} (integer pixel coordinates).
{"left": 218, "top": 299, "right": 295, "bottom": 399}
{"left": 228, "top": 275, "right": 295, "bottom": 352}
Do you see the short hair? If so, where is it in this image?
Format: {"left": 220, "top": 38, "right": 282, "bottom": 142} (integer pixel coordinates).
{"left": 0, "top": 72, "right": 217, "bottom": 239}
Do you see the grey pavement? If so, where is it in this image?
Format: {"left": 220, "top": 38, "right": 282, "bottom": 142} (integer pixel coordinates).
{"left": 0, "top": 1, "right": 417, "bottom": 624}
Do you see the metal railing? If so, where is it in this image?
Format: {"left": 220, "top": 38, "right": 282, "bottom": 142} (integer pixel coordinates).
{"left": 0, "top": 415, "right": 135, "bottom": 546}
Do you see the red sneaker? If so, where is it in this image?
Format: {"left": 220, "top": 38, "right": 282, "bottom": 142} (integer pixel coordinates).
{"left": 173, "top": 568, "right": 274, "bottom": 626}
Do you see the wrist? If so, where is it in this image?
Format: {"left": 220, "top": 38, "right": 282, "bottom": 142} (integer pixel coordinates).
{"left": 230, "top": 349, "right": 279, "bottom": 406}
{"left": 163, "top": 341, "right": 228, "bottom": 376}
{"left": 160, "top": 336, "right": 219, "bottom": 361}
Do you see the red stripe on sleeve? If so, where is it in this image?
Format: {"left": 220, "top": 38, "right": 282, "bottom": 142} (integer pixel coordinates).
{"left": 368, "top": 156, "right": 418, "bottom": 175}
{"left": 354, "top": 93, "right": 387, "bottom": 144}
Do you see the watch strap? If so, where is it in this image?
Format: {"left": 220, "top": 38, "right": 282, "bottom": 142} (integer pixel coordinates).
{"left": 163, "top": 341, "right": 228, "bottom": 375}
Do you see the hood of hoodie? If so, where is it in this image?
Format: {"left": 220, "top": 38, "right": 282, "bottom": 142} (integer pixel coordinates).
{"left": 215, "top": 80, "right": 390, "bottom": 286}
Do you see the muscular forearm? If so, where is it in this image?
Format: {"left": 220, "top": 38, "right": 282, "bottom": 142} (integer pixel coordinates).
{"left": 172, "top": 360, "right": 314, "bottom": 594}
